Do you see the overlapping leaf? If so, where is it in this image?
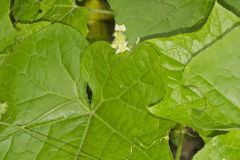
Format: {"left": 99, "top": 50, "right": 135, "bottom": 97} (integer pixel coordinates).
{"left": 193, "top": 131, "right": 240, "bottom": 160}
{"left": 80, "top": 41, "right": 175, "bottom": 159}
{"left": 12, "top": 0, "right": 89, "bottom": 36}
{"left": 0, "top": 0, "right": 50, "bottom": 101}
{"left": 183, "top": 26, "right": 240, "bottom": 130}
{"left": 107, "top": 0, "right": 215, "bottom": 45}
{"left": 0, "top": 0, "right": 50, "bottom": 52}
{"left": 148, "top": 2, "right": 240, "bottom": 129}
{"left": 218, "top": 0, "right": 240, "bottom": 16}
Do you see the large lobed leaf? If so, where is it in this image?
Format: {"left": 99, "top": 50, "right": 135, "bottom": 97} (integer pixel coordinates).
{"left": 0, "top": 23, "right": 175, "bottom": 159}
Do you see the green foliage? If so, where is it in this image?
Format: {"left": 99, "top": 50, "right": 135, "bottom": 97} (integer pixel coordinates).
{"left": 193, "top": 131, "right": 240, "bottom": 160}
{"left": 0, "top": 0, "right": 240, "bottom": 159}
{"left": 183, "top": 27, "right": 240, "bottom": 130}
{"left": 107, "top": 0, "right": 215, "bottom": 45}
{"left": 218, "top": 0, "right": 240, "bottom": 16}
{"left": 12, "top": 0, "right": 89, "bottom": 36}
{"left": 148, "top": 2, "right": 240, "bottom": 128}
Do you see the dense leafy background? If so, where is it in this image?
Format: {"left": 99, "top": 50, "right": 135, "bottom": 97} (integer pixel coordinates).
{"left": 0, "top": 0, "right": 240, "bottom": 159}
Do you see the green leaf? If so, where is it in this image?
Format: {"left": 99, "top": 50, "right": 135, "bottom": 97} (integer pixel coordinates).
{"left": 148, "top": 2, "right": 240, "bottom": 127}
{"left": 0, "top": 23, "right": 175, "bottom": 159}
{"left": 12, "top": 0, "right": 89, "bottom": 36}
{"left": 0, "top": 0, "right": 49, "bottom": 52}
{"left": 218, "top": 0, "right": 240, "bottom": 17}
{"left": 183, "top": 26, "right": 240, "bottom": 130}
{"left": 0, "top": 0, "right": 49, "bottom": 101}
{"left": 0, "top": 0, "right": 17, "bottom": 51}
{"left": 107, "top": 0, "right": 215, "bottom": 45}
{"left": 80, "top": 42, "right": 175, "bottom": 159}
{"left": 0, "top": 23, "right": 89, "bottom": 159}
{"left": 193, "top": 131, "right": 240, "bottom": 160}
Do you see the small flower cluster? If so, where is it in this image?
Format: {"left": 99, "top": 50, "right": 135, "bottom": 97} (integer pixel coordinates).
{"left": 111, "top": 24, "right": 131, "bottom": 54}
{"left": 0, "top": 102, "right": 7, "bottom": 119}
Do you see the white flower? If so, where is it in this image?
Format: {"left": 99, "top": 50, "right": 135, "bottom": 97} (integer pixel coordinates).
{"left": 115, "top": 24, "right": 126, "bottom": 32}
{"left": 111, "top": 24, "right": 130, "bottom": 54}
{"left": 115, "top": 42, "right": 130, "bottom": 54}
{"left": 0, "top": 102, "right": 7, "bottom": 119}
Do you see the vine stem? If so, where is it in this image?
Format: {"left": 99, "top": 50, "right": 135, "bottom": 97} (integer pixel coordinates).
{"left": 175, "top": 129, "right": 185, "bottom": 160}
{"left": 87, "top": 8, "right": 114, "bottom": 15}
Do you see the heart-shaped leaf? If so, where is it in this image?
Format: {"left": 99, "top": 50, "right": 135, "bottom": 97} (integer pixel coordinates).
{"left": 0, "top": 23, "right": 175, "bottom": 160}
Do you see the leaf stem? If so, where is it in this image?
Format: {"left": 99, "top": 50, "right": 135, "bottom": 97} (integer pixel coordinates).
{"left": 175, "top": 129, "right": 185, "bottom": 160}
{"left": 87, "top": 8, "right": 114, "bottom": 15}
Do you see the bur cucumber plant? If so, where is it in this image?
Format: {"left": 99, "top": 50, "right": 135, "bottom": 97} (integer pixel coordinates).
{"left": 0, "top": 0, "right": 240, "bottom": 160}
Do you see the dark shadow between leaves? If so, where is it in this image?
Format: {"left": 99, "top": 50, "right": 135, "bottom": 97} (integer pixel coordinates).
{"left": 75, "top": 0, "right": 115, "bottom": 42}
{"left": 169, "top": 126, "right": 205, "bottom": 160}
